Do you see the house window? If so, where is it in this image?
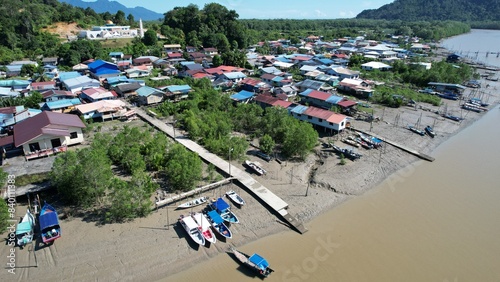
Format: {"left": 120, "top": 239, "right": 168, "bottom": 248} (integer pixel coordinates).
{"left": 318, "top": 118, "right": 323, "bottom": 122}
{"left": 341, "top": 122, "right": 345, "bottom": 126}
{"left": 297, "top": 114, "right": 301, "bottom": 117}
{"left": 28, "top": 142, "right": 40, "bottom": 152}
{"left": 307, "top": 116, "right": 312, "bottom": 120}
{"left": 70, "top": 132, "right": 78, "bottom": 139}
{"left": 329, "top": 122, "right": 333, "bottom": 126}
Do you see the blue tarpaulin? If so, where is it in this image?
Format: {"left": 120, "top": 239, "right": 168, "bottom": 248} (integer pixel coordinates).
{"left": 39, "top": 212, "right": 59, "bottom": 230}
{"left": 214, "top": 197, "right": 230, "bottom": 212}
{"left": 249, "top": 253, "right": 269, "bottom": 270}
{"left": 230, "top": 90, "right": 254, "bottom": 101}
{"left": 207, "top": 210, "right": 224, "bottom": 224}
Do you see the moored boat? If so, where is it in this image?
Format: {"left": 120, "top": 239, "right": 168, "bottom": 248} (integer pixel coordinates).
{"left": 408, "top": 125, "right": 426, "bottom": 136}
{"left": 206, "top": 210, "right": 232, "bottom": 239}
{"left": 191, "top": 212, "right": 217, "bottom": 244}
{"left": 40, "top": 202, "right": 61, "bottom": 244}
{"left": 244, "top": 160, "right": 266, "bottom": 175}
{"left": 342, "top": 138, "right": 359, "bottom": 148}
{"left": 178, "top": 214, "right": 205, "bottom": 246}
{"left": 226, "top": 190, "right": 246, "bottom": 206}
{"left": 231, "top": 247, "right": 274, "bottom": 278}
{"left": 16, "top": 209, "right": 35, "bottom": 247}
{"left": 177, "top": 196, "right": 208, "bottom": 209}
{"left": 209, "top": 197, "right": 240, "bottom": 224}
{"left": 425, "top": 126, "right": 436, "bottom": 138}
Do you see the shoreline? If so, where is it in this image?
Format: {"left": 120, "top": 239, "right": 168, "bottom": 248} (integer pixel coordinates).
{"left": 2, "top": 50, "right": 500, "bottom": 281}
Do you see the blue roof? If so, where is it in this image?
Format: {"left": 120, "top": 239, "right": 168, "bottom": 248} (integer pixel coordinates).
{"left": 272, "top": 76, "right": 284, "bottom": 82}
{"left": 58, "top": 71, "right": 82, "bottom": 81}
{"left": 44, "top": 98, "right": 81, "bottom": 110}
{"left": 299, "top": 89, "right": 313, "bottom": 97}
{"left": 249, "top": 254, "right": 269, "bottom": 270}
{"left": 275, "top": 56, "right": 292, "bottom": 63}
{"left": 223, "top": 72, "right": 246, "bottom": 80}
{"left": 137, "top": 86, "right": 164, "bottom": 97}
{"left": 214, "top": 197, "right": 230, "bottom": 212}
{"left": 291, "top": 105, "right": 308, "bottom": 114}
{"left": 319, "top": 58, "right": 334, "bottom": 65}
{"left": 326, "top": 95, "right": 343, "bottom": 104}
{"left": 109, "top": 52, "right": 123, "bottom": 56}
{"left": 180, "top": 61, "right": 195, "bottom": 66}
{"left": 230, "top": 90, "right": 254, "bottom": 101}
{"left": 166, "top": 85, "right": 191, "bottom": 93}
{"left": 207, "top": 210, "right": 224, "bottom": 224}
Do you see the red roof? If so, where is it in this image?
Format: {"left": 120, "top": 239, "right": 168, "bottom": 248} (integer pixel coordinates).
{"left": 272, "top": 100, "right": 292, "bottom": 108}
{"left": 13, "top": 111, "right": 86, "bottom": 147}
{"left": 304, "top": 106, "right": 333, "bottom": 120}
{"left": 307, "top": 90, "right": 331, "bottom": 101}
{"left": 186, "top": 69, "right": 204, "bottom": 76}
{"left": 337, "top": 100, "right": 357, "bottom": 108}
{"left": 293, "top": 56, "right": 312, "bottom": 61}
{"left": 167, "top": 52, "right": 183, "bottom": 58}
{"left": 0, "top": 135, "right": 14, "bottom": 147}
{"left": 41, "top": 90, "right": 76, "bottom": 99}
{"left": 261, "top": 73, "right": 276, "bottom": 80}
{"left": 327, "top": 113, "right": 347, "bottom": 124}
{"left": 240, "top": 78, "right": 261, "bottom": 86}
{"left": 192, "top": 73, "right": 211, "bottom": 79}
{"left": 254, "top": 94, "right": 278, "bottom": 105}
{"left": 189, "top": 52, "right": 206, "bottom": 58}
{"left": 0, "top": 106, "right": 18, "bottom": 114}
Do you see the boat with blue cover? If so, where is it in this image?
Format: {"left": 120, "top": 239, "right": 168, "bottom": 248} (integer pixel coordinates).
{"left": 425, "top": 126, "right": 436, "bottom": 138}
{"left": 231, "top": 247, "right": 274, "bottom": 278}
{"left": 40, "top": 202, "right": 61, "bottom": 244}
{"left": 208, "top": 197, "right": 239, "bottom": 224}
{"left": 206, "top": 210, "right": 232, "bottom": 239}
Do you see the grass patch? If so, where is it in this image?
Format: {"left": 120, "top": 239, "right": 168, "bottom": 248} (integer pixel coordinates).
{"left": 100, "top": 38, "right": 134, "bottom": 48}
{"left": 15, "top": 172, "right": 50, "bottom": 186}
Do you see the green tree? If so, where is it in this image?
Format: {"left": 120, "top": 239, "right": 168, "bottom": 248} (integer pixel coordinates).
{"left": 165, "top": 144, "right": 202, "bottom": 191}
{"left": 25, "top": 92, "right": 43, "bottom": 109}
{"left": 259, "top": 134, "right": 275, "bottom": 155}
{"left": 106, "top": 174, "right": 153, "bottom": 222}
{"left": 0, "top": 200, "right": 10, "bottom": 234}
{"left": 142, "top": 29, "right": 158, "bottom": 46}
{"left": 282, "top": 121, "right": 318, "bottom": 160}
{"left": 212, "top": 55, "right": 223, "bottom": 67}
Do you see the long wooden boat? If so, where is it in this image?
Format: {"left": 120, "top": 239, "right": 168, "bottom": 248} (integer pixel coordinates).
{"left": 425, "top": 126, "right": 436, "bottom": 138}
{"left": 178, "top": 215, "right": 205, "bottom": 246}
{"left": 209, "top": 197, "right": 240, "bottom": 224}
{"left": 191, "top": 212, "right": 217, "bottom": 244}
{"left": 177, "top": 196, "right": 208, "bottom": 209}
{"left": 231, "top": 247, "right": 274, "bottom": 278}
{"left": 226, "top": 190, "right": 246, "bottom": 206}
{"left": 16, "top": 209, "right": 35, "bottom": 247}
{"left": 341, "top": 138, "right": 359, "bottom": 148}
{"left": 40, "top": 202, "right": 61, "bottom": 244}
{"left": 244, "top": 160, "right": 266, "bottom": 175}
{"left": 408, "top": 125, "right": 426, "bottom": 136}
{"left": 206, "top": 210, "right": 232, "bottom": 239}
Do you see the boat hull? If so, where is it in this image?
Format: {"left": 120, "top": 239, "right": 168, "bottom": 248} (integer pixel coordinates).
{"left": 226, "top": 190, "right": 246, "bottom": 206}
{"left": 177, "top": 196, "right": 208, "bottom": 209}
{"left": 231, "top": 248, "right": 274, "bottom": 278}
{"left": 40, "top": 203, "right": 61, "bottom": 244}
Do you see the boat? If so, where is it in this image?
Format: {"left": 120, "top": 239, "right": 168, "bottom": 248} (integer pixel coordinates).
{"left": 191, "top": 212, "right": 217, "bottom": 244}
{"left": 341, "top": 138, "right": 359, "bottom": 148}
{"left": 330, "top": 144, "right": 362, "bottom": 160}
{"left": 226, "top": 190, "right": 246, "bottom": 206}
{"left": 178, "top": 214, "right": 205, "bottom": 246}
{"left": 15, "top": 209, "right": 35, "bottom": 247}
{"left": 206, "top": 210, "right": 232, "bottom": 239}
{"left": 177, "top": 196, "right": 208, "bottom": 209}
{"left": 244, "top": 160, "right": 266, "bottom": 175}
{"left": 231, "top": 247, "right": 274, "bottom": 278}
{"left": 354, "top": 138, "right": 373, "bottom": 149}
{"left": 442, "top": 114, "right": 463, "bottom": 122}
{"left": 425, "top": 126, "right": 436, "bottom": 138}
{"left": 408, "top": 125, "right": 426, "bottom": 136}
{"left": 39, "top": 202, "right": 61, "bottom": 244}
{"left": 209, "top": 197, "right": 240, "bottom": 224}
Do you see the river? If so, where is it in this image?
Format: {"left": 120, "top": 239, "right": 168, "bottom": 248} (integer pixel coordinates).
{"left": 166, "top": 30, "right": 500, "bottom": 282}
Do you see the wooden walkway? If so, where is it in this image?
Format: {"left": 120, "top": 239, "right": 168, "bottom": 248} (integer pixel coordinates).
{"left": 130, "top": 104, "right": 308, "bottom": 234}
{"left": 354, "top": 129, "right": 435, "bottom": 162}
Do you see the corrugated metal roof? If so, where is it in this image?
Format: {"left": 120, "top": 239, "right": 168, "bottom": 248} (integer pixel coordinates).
{"left": 137, "top": 86, "right": 164, "bottom": 97}
{"left": 44, "top": 98, "right": 82, "bottom": 110}
{"left": 304, "top": 106, "right": 333, "bottom": 120}
{"left": 230, "top": 90, "right": 254, "bottom": 101}
{"left": 14, "top": 111, "right": 86, "bottom": 147}
{"left": 326, "top": 95, "right": 343, "bottom": 104}
{"left": 327, "top": 113, "right": 347, "bottom": 124}
{"left": 165, "top": 85, "right": 191, "bottom": 93}
{"left": 308, "top": 90, "right": 331, "bottom": 101}
{"left": 291, "top": 105, "right": 308, "bottom": 114}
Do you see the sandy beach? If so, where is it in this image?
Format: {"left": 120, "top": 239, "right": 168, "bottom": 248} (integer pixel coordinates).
{"left": 1, "top": 48, "right": 499, "bottom": 281}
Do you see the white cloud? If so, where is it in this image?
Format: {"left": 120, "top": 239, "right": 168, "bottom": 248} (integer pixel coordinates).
{"left": 338, "top": 11, "right": 356, "bottom": 18}
{"left": 315, "top": 9, "right": 327, "bottom": 17}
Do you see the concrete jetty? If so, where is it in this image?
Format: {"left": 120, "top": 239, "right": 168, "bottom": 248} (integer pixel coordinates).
{"left": 354, "top": 129, "right": 435, "bottom": 162}
{"left": 131, "top": 105, "right": 308, "bottom": 234}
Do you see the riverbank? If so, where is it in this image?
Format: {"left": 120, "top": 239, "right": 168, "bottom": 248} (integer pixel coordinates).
{"left": 2, "top": 56, "right": 499, "bottom": 282}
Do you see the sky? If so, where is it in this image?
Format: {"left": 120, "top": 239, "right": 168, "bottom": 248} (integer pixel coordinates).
{"left": 108, "top": 0, "right": 395, "bottom": 19}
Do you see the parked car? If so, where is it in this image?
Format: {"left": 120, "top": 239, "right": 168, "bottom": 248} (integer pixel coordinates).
{"left": 255, "top": 151, "right": 272, "bottom": 162}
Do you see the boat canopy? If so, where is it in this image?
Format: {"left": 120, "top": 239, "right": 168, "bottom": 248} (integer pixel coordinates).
{"left": 207, "top": 210, "right": 224, "bottom": 224}
{"left": 249, "top": 253, "right": 270, "bottom": 270}
{"left": 39, "top": 212, "right": 59, "bottom": 230}
{"left": 16, "top": 222, "right": 32, "bottom": 235}
{"left": 214, "top": 197, "right": 230, "bottom": 212}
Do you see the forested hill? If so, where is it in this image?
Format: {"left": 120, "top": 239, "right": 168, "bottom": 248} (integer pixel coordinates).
{"left": 356, "top": 0, "right": 500, "bottom": 22}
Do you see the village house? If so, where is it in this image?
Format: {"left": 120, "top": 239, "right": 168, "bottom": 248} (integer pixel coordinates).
{"left": 41, "top": 90, "right": 77, "bottom": 102}
{"left": 164, "top": 44, "right": 182, "bottom": 54}
{"left": 295, "top": 79, "right": 326, "bottom": 92}
{"left": 254, "top": 94, "right": 294, "bottom": 110}
{"left": 42, "top": 57, "right": 58, "bottom": 66}
{"left": 361, "top": 61, "right": 392, "bottom": 71}
{"left": 338, "top": 78, "right": 374, "bottom": 98}
{"left": 0, "top": 106, "right": 42, "bottom": 134}
{"left": 79, "top": 22, "right": 139, "bottom": 39}
{"left": 61, "top": 76, "right": 101, "bottom": 93}
{"left": 189, "top": 52, "right": 207, "bottom": 62}
{"left": 125, "top": 67, "right": 151, "bottom": 78}
{"left": 203, "top": 47, "right": 218, "bottom": 57}
{"left": 112, "top": 82, "right": 142, "bottom": 98}
{"left": 87, "top": 59, "right": 121, "bottom": 80}
{"left": 79, "top": 87, "right": 117, "bottom": 102}
{"left": 40, "top": 98, "right": 82, "bottom": 113}
{"left": 0, "top": 80, "right": 31, "bottom": 91}
{"left": 160, "top": 85, "right": 193, "bottom": 102}
{"left": 30, "top": 81, "right": 57, "bottom": 92}
{"left": 185, "top": 46, "right": 197, "bottom": 53}
{"left": 290, "top": 105, "right": 347, "bottom": 133}
{"left": 273, "top": 85, "right": 298, "bottom": 98}
{"left": 13, "top": 111, "right": 86, "bottom": 160}
{"left": 136, "top": 86, "right": 165, "bottom": 106}
{"left": 230, "top": 90, "right": 255, "bottom": 103}
{"left": 109, "top": 51, "right": 124, "bottom": 62}
{"left": 327, "top": 67, "right": 360, "bottom": 80}
{"left": 74, "top": 99, "right": 127, "bottom": 121}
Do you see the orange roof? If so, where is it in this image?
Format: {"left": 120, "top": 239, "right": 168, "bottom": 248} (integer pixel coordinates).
{"left": 327, "top": 113, "right": 347, "bottom": 124}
